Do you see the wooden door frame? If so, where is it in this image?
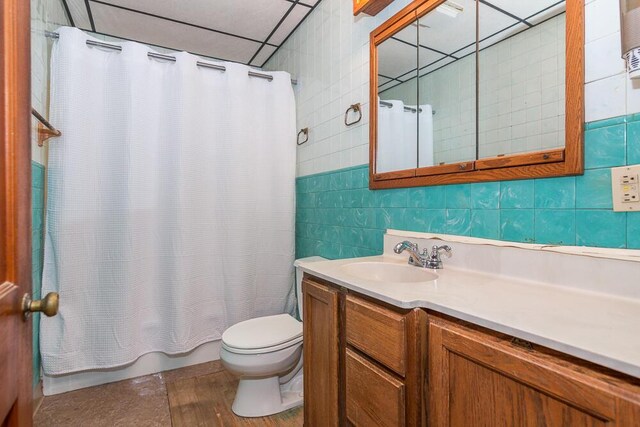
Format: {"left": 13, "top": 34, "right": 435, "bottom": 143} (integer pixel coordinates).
{"left": 1, "top": 0, "right": 34, "bottom": 424}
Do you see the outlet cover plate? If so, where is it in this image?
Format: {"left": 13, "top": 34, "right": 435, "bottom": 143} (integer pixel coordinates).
{"left": 611, "top": 165, "right": 640, "bottom": 211}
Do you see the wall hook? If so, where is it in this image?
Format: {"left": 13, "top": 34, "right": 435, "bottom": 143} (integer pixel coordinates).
{"left": 297, "top": 127, "right": 309, "bottom": 145}
{"left": 344, "top": 103, "right": 362, "bottom": 126}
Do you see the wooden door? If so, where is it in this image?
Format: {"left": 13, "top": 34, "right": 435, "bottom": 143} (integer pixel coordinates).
{"left": 428, "top": 314, "right": 640, "bottom": 426}
{"left": 1, "top": 0, "right": 34, "bottom": 425}
{"left": 302, "top": 277, "right": 340, "bottom": 427}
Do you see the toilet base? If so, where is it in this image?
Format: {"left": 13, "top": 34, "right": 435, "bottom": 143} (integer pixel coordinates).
{"left": 231, "top": 370, "right": 303, "bottom": 417}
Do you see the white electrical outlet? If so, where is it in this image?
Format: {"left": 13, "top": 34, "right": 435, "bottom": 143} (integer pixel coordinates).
{"left": 611, "top": 165, "right": 640, "bottom": 211}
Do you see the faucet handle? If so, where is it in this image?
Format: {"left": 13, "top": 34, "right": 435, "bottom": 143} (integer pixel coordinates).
{"left": 431, "top": 245, "right": 452, "bottom": 258}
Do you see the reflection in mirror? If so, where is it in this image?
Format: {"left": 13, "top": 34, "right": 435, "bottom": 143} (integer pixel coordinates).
{"left": 376, "top": 23, "right": 418, "bottom": 173}
{"left": 478, "top": 1, "right": 566, "bottom": 158}
{"left": 417, "top": 0, "right": 477, "bottom": 167}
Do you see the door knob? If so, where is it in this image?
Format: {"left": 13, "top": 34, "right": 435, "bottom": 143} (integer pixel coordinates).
{"left": 22, "top": 292, "right": 59, "bottom": 318}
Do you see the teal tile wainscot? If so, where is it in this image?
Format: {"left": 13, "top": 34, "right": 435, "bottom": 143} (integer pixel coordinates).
{"left": 32, "top": 161, "right": 45, "bottom": 388}
{"left": 295, "top": 114, "right": 640, "bottom": 259}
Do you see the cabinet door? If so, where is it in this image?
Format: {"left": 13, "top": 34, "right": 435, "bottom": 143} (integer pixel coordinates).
{"left": 346, "top": 348, "right": 405, "bottom": 426}
{"left": 428, "top": 315, "right": 640, "bottom": 426}
{"left": 303, "top": 278, "right": 340, "bottom": 426}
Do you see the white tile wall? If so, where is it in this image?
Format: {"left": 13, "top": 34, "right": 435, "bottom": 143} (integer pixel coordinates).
{"left": 31, "top": 0, "right": 70, "bottom": 165}
{"left": 422, "top": 54, "right": 476, "bottom": 164}
{"left": 266, "top": 0, "right": 640, "bottom": 177}
{"left": 478, "top": 15, "right": 566, "bottom": 159}
{"left": 265, "top": 0, "right": 413, "bottom": 177}
{"left": 584, "top": 0, "right": 639, "bottom": 122}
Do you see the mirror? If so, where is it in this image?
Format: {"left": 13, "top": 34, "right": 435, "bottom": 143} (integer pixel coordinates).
{"left": 478, "top": 1, "right": 566, "bottom": 159}
{"left": 370, "top": 0, "right": 582, "bottom": 188}
{"left": 417, "top": 0, "right": 477, "bottom": 169}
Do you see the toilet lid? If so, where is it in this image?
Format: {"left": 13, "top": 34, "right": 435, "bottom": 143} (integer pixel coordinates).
{"left": 222, "top": 314, "right": 302, "bottom": 350}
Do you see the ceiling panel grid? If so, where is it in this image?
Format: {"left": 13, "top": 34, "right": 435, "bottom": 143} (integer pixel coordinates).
{"left": 59, "top": 0, "right": 322, "bottom": 67}
{"left": 379, "top": 0, "right": 566, "bottom": 93}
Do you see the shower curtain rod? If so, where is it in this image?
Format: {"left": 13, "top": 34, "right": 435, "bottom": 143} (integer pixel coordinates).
{"left": 45, "top": 31, "right": 298, "bottom": 85}
{"left": 379, "top": 100, "right": 436, "bottom": 115}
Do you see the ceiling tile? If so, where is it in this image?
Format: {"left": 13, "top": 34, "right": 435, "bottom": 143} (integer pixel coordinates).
{"left": 66, "top": 0, "right": 93, "bottom": 30}
{"left": 477, "top": 3, "right": 520, "bottom": 41}
{"left": 478, "top": 1, "right": 564, "bottom": 49}
{"left": 393, "top": 22, "right": 418, "bottom": 45}
{"left": 377, "top": 1, "right": 564, "bottom": 82}
{"left": 419, "top": 46, "right": 446, "bottom": 69}
{"left": 250, "top": 45, "right": 277, "bottom": 67}
{"left": 378, "top": 37, "right": 417, "bottom": 82}
{"left": 419, "top": 0, "right": 477, "bottom": 56}
{"left": 94, "top": 0, "right": 292, "bottom": 42}
{"left": 268, "top": 5, "right": 309, "bottom": 46}
{"left": 90, "top": 1, "right": 261, "bottom": 63}
{"left": 418, "top": 0, "right": 522, "bottom": 58}
{"left": 299, "top": 0, "right": 319, "bottom": 6}
{"left": 484, "top": 0, "right": 564, "bottom": 21}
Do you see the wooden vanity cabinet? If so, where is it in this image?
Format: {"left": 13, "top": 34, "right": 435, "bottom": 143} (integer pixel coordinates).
{"left": 427, "top": 314, "right": 640, "bottom": 426}
{"left": 303, "top": 274, "right": 640, "bottom": 426}
{"left": 302, "top": 274, "right": 428, "bottom": 427}
{"left": 302, "top": 277, "right": 340, "bottom": 426}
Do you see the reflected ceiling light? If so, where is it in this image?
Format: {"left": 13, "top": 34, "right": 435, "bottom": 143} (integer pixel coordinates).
{"left": 436, "top": 1, "right": 463, "bottom": 18}
{"left": 621, "top": 0, "right": 640, "bottom": 79}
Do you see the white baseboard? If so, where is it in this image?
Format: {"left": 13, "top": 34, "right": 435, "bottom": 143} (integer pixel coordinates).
{"left": 43, "top": 340, "right": 221, "bottom": 396}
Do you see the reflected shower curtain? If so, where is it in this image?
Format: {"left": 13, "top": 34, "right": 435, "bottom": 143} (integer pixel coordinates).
{"left": 377, "top": 100, "right": 415, "bottom": 173}
{"left": 41, "top": 27, "right": 296, "bottom": 375}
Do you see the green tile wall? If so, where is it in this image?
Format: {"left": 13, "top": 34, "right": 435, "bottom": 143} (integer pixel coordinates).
{"left": 296, "top": 114, "right": 640, "bottom": 259}
{"left": 32, "top": 161, "right": 45, "bottom": 389}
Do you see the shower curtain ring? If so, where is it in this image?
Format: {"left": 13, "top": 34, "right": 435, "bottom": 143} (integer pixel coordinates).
{"left": 344, "top": 103, "right": 362, "bottom": 126}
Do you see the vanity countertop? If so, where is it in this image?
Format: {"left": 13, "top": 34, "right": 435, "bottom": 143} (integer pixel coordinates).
{"left": 297, "top": 255, "right": 640, "bottom": 379}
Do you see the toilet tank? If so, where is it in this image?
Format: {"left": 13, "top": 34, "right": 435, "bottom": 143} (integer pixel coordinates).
{"left": 293, "top": 256, "right": 326, "bottom": 320}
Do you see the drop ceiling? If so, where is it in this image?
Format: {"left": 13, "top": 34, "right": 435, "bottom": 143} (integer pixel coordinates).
{"left": 379, "top": 0, "right": 566, "bottom": 92}
{"left": 59, "top": 0, "right": 321, "bottom": 67}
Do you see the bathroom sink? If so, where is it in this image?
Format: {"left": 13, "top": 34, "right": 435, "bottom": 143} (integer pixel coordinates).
{"left": 340, "top": 262, "right": 437, "bottom": 283}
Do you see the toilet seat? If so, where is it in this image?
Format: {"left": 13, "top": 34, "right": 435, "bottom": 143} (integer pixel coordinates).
{"left": 222, "top": 314, "right": 302, "bottom": 355}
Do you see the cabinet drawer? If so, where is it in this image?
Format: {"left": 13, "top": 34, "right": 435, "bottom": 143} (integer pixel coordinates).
{"left": 346, "top": 349, "right": 405, "bottom": 426}
{"left": 346, "top": 294, "right": 406, "bottom": 376}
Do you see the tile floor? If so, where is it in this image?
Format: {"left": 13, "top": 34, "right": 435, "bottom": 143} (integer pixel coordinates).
{"left": 34, "top": 361, "right": 303, "bottom": 426}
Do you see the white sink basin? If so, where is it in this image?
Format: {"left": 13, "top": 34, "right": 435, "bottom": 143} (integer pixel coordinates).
{"left": 340, "top": 262, "right": 438, "bottom": 283}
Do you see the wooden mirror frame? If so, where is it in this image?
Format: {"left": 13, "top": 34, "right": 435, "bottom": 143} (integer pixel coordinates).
{"left": 369, "top": 0, "right": 584, "bottom": 189}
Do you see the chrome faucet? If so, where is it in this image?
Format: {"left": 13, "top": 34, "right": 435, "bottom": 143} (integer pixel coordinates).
{"left": 393, "top": 240, "right": 452, "bottom": 269}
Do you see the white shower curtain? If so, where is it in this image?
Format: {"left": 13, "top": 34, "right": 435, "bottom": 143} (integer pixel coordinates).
{"left": 377, "top": 100, "right": 416, "bottom": 173}
{"left": 41, "top": 27, "right": 296, "bottom": 375}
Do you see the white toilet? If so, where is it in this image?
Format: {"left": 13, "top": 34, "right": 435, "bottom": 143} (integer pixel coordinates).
{"left": 220, "top": 256, "right": 325, "bottom": 417}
